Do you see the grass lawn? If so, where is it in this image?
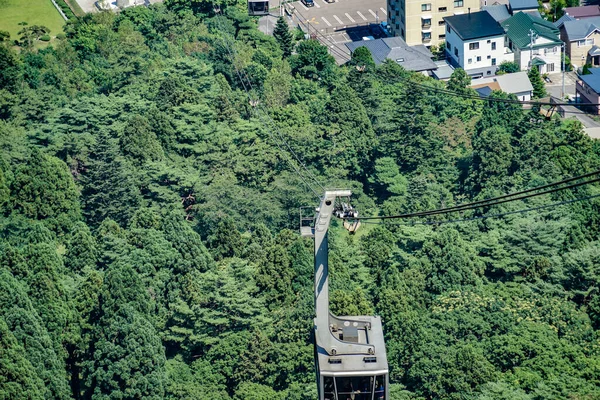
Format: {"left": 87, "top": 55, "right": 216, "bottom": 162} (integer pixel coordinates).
{"left": 0, "top": 0, "right": 66, "bottom": 42}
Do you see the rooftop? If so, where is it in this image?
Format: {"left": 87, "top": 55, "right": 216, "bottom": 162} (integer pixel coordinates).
{"left": 482, "top": 5, "right": 511, "bottom": 23}
{"left": 564, "top": 5, "right": 600, "bottom": 19}
{"left": 509, "top": 0, "right": 539, "bottom": 11}
{"left": 581, "top": 69, "right": 600, "bottom": 93}
{"left": 470, "top": 71, "right": 533, "bottom": 94}
{"left": 502, "top": 12, "right": 561, "bottom": 49}
{"left": 444, "top": 11, "right": 505, "bottom": 41}
{"left": 554, "top": 13, "right": 576, "bottom": 29}
{"left": 345, "top": 37, "right": 437, "bottom": 71}
{"left": 562, "top": 16, "right": 600, "bottom": 41}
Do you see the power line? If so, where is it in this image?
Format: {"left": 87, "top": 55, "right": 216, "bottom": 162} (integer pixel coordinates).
{"left": 346, "top": 170, "right": 600, "bottom": 221}
{"left": 359, "top": 192, "right": 600, "bottom": 226}
{"left": 212, "top": 9, "right": 325, "bottom": 198}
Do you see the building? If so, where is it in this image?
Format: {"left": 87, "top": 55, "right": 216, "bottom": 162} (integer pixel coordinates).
{"left": 482, "top": 4, "right": 511, "bottom": 22}
{"left": 470, "top": 71, "right": 534, "bottom": 100}
{"left": 560, "top": 16, "right": 600, "bottom": 69}
{"left": 508, "top": 0, "right": 538, "bottom": 14}
{"left": 387, "top": 0, "right": 481, "bottom": 47}
{"left": 444, "top": 10, "right": 514, "bottom": 77}
{"left": 576, "top": 68, "right": 600, "bottom": 113}
{"left": 345, "top": 37, "right": 438, "bottom": 73}
{"left": 564, "top": 5, "right": 600, "bottom": 20}
{"left": 502, "top": 12, "right": 562, "bottom": 73}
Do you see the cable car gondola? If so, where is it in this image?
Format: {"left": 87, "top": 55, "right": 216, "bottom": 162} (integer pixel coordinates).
{"left": 248, "top": 0, "right": 269, "bottom": 16}
{"left": 302, "top": 191, "right": 389, "bottom": 400}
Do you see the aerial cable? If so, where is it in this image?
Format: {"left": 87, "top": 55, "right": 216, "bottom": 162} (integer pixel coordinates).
{"left": 212, "top": 8, "right": 325, "bottom": 197}
{"left": 359, "top": 192, "right": 600, "bottom": 226}
{"left": 346, "top": 170, "right": 600, "bottom": 221}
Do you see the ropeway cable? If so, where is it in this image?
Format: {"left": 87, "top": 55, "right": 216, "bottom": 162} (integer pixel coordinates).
{"left": 212, "top": 9, "right": 325, "bottom": 198}
{"left": 344, "top": 170, "right": 600, "bottom": 221}
{"left": 359, "top": 192, "right": 600, "bottom": 226}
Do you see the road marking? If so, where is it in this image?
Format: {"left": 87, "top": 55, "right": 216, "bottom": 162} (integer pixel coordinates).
{"left": 333, "top": 14, "right": 343, "bottom": 24}
{"left": 314, "top": 1, "right": 320, "bottom": 8}
{"left": 300, "top": 2, "right": 309, "bottom": 10}
{"left": 380, "top": 7, "right": 387, "bottom": 15}
{"left": 368, "top": 9, "right": 377, "bottom": 18}
{"left": 357, "top": 11, "right": 368, "bottom": 21}
{"left": 345, "top": 12, "right": 355, "bottom": 22}
{"left": 321, "top": 16, "right": 332, "bottom": 26}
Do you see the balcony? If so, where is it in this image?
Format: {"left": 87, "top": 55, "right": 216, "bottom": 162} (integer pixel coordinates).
{"left": 422, "top": 22, "right": 431, "bottom": 29}
{"left": 422, "top": 36, "right": 432, "bottom": 43}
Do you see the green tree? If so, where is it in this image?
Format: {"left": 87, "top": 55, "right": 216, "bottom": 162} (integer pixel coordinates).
{"left": 273, "top": 17, "right": 293, "bottom": 58}
{"left": 447, "top": 68, "right": 471, "bottom": 92}
{"left": 289, "top": 39, "right": 336, "bottom": 82}
{"left": 349, "top": 46, "right": 375, "bottom": 70}
{"left": 120, "top": 114, "right": 164, "bottom": 164}
{"left": 497, "top": 61, "right": 520, "bottom": 74}
{"left": 528, "top": 67, "right": 547, "bottom": 98}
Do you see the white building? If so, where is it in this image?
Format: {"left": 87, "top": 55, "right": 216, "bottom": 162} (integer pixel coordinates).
{"left": 444, "top": 10, "right": 515, "bottom": 78}
{"left": 470, "top": 71, "right": 534, "bottom": 101}
{"left": 502, "top": 12, "right": 563, "bottom": 74}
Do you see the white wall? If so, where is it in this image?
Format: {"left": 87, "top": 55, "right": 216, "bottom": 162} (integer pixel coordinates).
{"left": 446, "top": 26, "right": 513, "bottom": 71}
{"left": 513, "top": 36, "right": 562, "bottom": 73}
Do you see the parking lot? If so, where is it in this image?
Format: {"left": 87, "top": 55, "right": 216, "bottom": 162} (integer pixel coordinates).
{"left": 286, "top": 0, "right": 387, "bottom": 63}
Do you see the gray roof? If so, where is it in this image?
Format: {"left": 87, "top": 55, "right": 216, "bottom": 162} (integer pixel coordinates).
{"left": 345, "top": 37, "right": 437, "bottom": 71}
{"left": 475, "top": 86, "right": 494, "bottom": 97}
{"left": 581, "top": 69, "right": 600, "bottom": 93}
{"left": 444, "top": 11, "right": 505, "bottom": 40}
{"left": 509, "top": 0, "right": 538, "bottom": 11}
{"left": 564, "top": 5, "right": 600, "bottom": 18}
{"left": 482, "top": 5, "right": 510, "bottom": 22}
{"left": 590, "top": 45, "right": 600, "bottom": 56}
{"left": 471, "top": 71, "right": 533, "bottom": 94}
{"left": 432, "top": 60, "right": 455, "bottom": 80}
{"left": 554, "top": 13, "right": 576, "bottom": 29}
{"left": 563, "top": 16, "right": 600, "bottom": 41}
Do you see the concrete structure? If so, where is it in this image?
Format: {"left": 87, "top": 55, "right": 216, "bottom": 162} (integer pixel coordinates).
{"left": 445, "top": 11, "right": 514, "bottom": 78}
{"left": 387, "top": 0, "right": 480, "bottom": 47}
{"left": 470, "top": 71, "right": 534, "bottom": 100}
{"left": 560, "top": 17, "right": 600, "bottom": 69}
{"left": 345, "top": 36, "right": 438, "bottom": 72}
{"left": 502, "top": 12, "right": 562, "bottom": 74}
{"left": 576, "top": 68, "right": 600, "bottom": 113}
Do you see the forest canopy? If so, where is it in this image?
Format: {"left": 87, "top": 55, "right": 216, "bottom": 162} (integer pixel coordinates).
{"left": 1, "top": 1, "right": 600, "bottom": 399}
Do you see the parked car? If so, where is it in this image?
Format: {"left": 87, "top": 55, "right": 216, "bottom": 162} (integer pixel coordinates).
{"left": 301, "top": 0, "right": 314, "bottom": 6}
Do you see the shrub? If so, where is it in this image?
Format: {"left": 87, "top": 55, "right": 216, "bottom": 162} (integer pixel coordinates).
{"left": 40, "top": 35, "right": 51, "bottom": 42}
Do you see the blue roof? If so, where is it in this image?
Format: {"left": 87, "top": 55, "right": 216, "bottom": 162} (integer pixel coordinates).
{"left": 509, "top": 0, "right": 539, "bottom": 11}
{"left": 482, "top": 5, "right": 510, "bottom": 22}
{"left": 581, "top": 70, "right": 600, "bottom": 92}
{"left": 554, "top": 13, "right": 575, "bottom": 28}
{"left": 475, "top": 86, "right": 494, "bottom": 97}
{"left": 563, "top": 16, "right": 600, "bottom": 41}
{"left": 345, "top": 37, "right": 437, "bottom": 71}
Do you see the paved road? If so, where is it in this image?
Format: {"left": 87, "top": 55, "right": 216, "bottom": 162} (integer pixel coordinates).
{"left": 545, "top": 71, "right": 578, "bottom": 100}
{"left": 288, "top": 0, "right": 386, "bottom": 32}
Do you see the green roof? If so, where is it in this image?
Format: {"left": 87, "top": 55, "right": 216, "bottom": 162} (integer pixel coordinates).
{"left": 531, "top": 57, "right": 546, "bottom": 66}
{"left": 501, "top": 12, "right": 561, "bottom": 49}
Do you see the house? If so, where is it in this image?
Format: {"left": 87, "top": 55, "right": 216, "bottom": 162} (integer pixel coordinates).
{"left": 508, "top": 0, "right": 538, "bottom": 14}
{"left": 345, "top": 37, "right": 439, "bottom": 73}
{"left": 560, "top": 16, "right": 600, "bottom": 69}
{"left": 502, "top": 12, "right": 562, "bottom": 73}
{"left": 444, "top": 10, "right": 515, "bottom": 78}
{"left": 470, "top": 71, "right": 534, "bottom": 100}
{"left": 482, "top": 4, "right": 511, "bottom": 22}
{"left": 576, "top": 68, "right": 600, "bottom": 113}
{"left": 386, "top": 0, "right": 481, "bottom": 47}
{"left": 564, "top": 5, "right": 600, "bottom": 20}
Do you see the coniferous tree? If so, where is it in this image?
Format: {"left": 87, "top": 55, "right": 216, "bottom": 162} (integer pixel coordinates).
{"left": 528, "top": 67, "right": 547, "bottom": 98}
{"left": 81, "top": 132, "right": 141, "bottom": 227}
{"left": 273, "top": 17, "right": 294, "bottom": 58}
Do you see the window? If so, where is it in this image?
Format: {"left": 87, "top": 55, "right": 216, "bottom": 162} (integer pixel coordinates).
{"left": 454, "top": 0, "right": 463, "bottom": 7}
{"left": 422, "top": 32, "right": 431, "bottom": 41}
{"left": 439, "top": 6, "right": 447, "bottom": 11}
{"left": 439, "top": 34, "right": 446, "bottom": 39}
{"left": 491, "top": 58, "right": 496, "bottom": 65}
{"left": 491, "top": 42, "right": 496, "bottom": 50}
{"left": 476, "top": 56, "right": 481, "bottom": 61}
{"left": 447, "top": 25, "right": 451, "bottom": 33}
{"left": 578, "top": 39, "right": 594, "bottom": 47}
{"left": 468, "top": 58, "right": 472, "bottom": 64}
{"left": 421, "top": 3, "right": 431, "bottom": 11}
{"left": 447, "top": 43, "right": 452, "bottom": 52}
{"left": 454, "top": 47, "right": 458, "bottom": 56}
{"left": 487, "top": 70, "right": 492, "bottom": 75}
{"left": 469, "top": 42, "right": 479, "bottom": 50}
{"left": 487, "top": 55, "right": 491, "bottom": 59}
{"left": 422, "top": 18, "right": 431, "bottom": 28}
{"left": 439, "top": 20, "right": 445, "bottom": 25}
{"left": 547, "top": 63, "right": 554, "bottom": 72}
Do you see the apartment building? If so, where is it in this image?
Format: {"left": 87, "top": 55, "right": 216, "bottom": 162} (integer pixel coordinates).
{"left": 387, "top": 0, "right": 481, "bottom": 47}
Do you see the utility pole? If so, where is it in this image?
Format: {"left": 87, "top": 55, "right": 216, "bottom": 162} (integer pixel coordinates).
{"left": 528, "top": 29, "right": 537, "bottom": 70}
{"left": 562, "top": 42, "right": 565, "bottom": 99}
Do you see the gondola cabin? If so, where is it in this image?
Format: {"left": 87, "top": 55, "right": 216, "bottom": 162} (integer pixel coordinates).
{"left": 248, "top": 0, "right": 269, "bottom": 16}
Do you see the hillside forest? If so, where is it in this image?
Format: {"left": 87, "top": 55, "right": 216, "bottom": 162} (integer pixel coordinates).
{"left": 1, "top": 1, "right": 600, "bottom": 399}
